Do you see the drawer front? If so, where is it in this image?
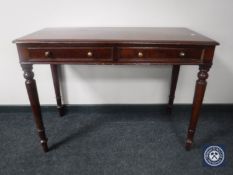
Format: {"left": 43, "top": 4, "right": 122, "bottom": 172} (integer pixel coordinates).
{"left": 118, "top": 47, "right": 203, "bottom": 62}
{"left": 28, "top": 47, "right": 113, "bottom": 61}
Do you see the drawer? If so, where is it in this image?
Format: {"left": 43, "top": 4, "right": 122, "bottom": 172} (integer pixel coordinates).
{"left": 118, "top": 47, "right": 203, "bottom": 61}
{"left": 27, "top": 47, "right": 113, "bottom": 61}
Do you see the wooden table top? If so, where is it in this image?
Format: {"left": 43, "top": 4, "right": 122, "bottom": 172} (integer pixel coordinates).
{"left": 13, "top": 27, "right": 219, "bottom": 45}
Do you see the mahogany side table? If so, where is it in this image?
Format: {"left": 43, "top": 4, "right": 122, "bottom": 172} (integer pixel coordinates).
{"left": 13, "top": 27, "right": 219, "bottom": 152}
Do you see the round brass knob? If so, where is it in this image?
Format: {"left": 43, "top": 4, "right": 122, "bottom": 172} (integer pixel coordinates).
{"left": 45, "top": 51, "right": 52, "bottom": 58}
{"left": 138, "top": 52, "right": 143, "bottom": 58}
{"left": 87, "top": 51, "right": 93, "bottom": 57}
{"left": 179, "top": 51, "right": 186, "bottom": 57}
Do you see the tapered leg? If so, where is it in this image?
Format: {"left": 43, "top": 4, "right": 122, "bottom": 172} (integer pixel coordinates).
{"left": 50, "top": 64, "right": 64, "bottom": 116}
{"left": 21, "top": 64, "right": 48, "bottom": 152}
{"left": 167, "top": 65, "right": 180, "bottom": 113}
{"left": 185, "top": 65, "right": 211, "bottom": 150}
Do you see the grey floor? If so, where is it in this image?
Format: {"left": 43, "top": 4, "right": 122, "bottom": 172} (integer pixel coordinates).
{"left": 0, "top": 105, "right": 233, "bottom": 175}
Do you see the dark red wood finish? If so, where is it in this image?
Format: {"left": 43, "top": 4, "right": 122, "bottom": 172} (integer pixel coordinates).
{"left": 50, "top": 65, "right": 64, "bottom": 116}
{"left": 14, "top": 28, "right": 219, "bottom": 152}
{"left": 21, "top": 64, "right": 48, "bottom": 152}
{"left": 167, "top": 65, "right": 180, "bottom": 113}
{"left": 185, "top": 65, "right": 211, "bottom": 150}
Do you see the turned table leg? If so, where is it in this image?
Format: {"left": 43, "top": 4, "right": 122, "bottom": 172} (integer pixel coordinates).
{"left": 50, "top": 64, "right": 64, "bottom": 116}
{"left": 185, "top": 65, "right": 211, "bottom": 150}
{"left": 21, "top": 64, "right": 48, "bottom": 152}
{"left": 167, "top": 65, "right": 180, "bottom": 113}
